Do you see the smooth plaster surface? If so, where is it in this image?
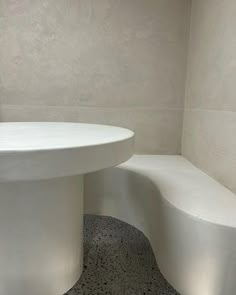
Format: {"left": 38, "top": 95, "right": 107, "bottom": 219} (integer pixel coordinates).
{"left": 0, "top": 0, "right": 191, "bottom": 154}
{"left": 0, "top": 0, "right": 235, "bottom": 195}
{"left": 182, "top": 0, "right": 236, "bottom": 193}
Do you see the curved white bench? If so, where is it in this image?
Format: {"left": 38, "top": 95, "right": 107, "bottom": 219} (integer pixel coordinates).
{"left": 85, "top": 155, "right": 236, "bottom": 295}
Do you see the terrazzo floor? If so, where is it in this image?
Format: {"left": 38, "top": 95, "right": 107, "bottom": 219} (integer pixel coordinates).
{"left": 65, "top": 215, "right": 180, "bottom": 295}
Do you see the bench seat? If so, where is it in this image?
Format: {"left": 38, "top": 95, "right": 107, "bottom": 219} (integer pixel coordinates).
{"left": 84, "top": 155, "right": 236, "bottom": 295}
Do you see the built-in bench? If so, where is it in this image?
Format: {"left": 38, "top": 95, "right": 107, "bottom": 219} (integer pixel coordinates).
{"left": 84, "top": 155, "right": 236, "bottom": 295}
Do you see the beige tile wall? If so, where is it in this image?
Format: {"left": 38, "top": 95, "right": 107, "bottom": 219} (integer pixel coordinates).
{"left": 182, "top": 0, "right": 236, "bottom": 193}
{"left": 0, "top": 0, "right": 191, "bottom": 154}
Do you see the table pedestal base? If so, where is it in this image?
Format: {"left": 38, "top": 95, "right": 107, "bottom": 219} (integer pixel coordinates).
{"left": 0, "top": 175, "right": 84, "bottom": 295}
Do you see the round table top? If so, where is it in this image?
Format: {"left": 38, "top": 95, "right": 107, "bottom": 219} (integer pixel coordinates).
{"left": 0, "top": 122, "right": 134, "bottom": 152}
{"left": 0, "top": 122, "right": 134, "bottom": 181}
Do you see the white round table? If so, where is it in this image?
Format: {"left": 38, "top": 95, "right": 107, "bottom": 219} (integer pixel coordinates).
{"left": 0, "top": 122, "right": 134, "bottom": 295}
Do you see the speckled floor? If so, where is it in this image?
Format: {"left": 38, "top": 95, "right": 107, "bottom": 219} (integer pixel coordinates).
{"left": 65, "top": 215, "right": 179, "bottom": 295}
